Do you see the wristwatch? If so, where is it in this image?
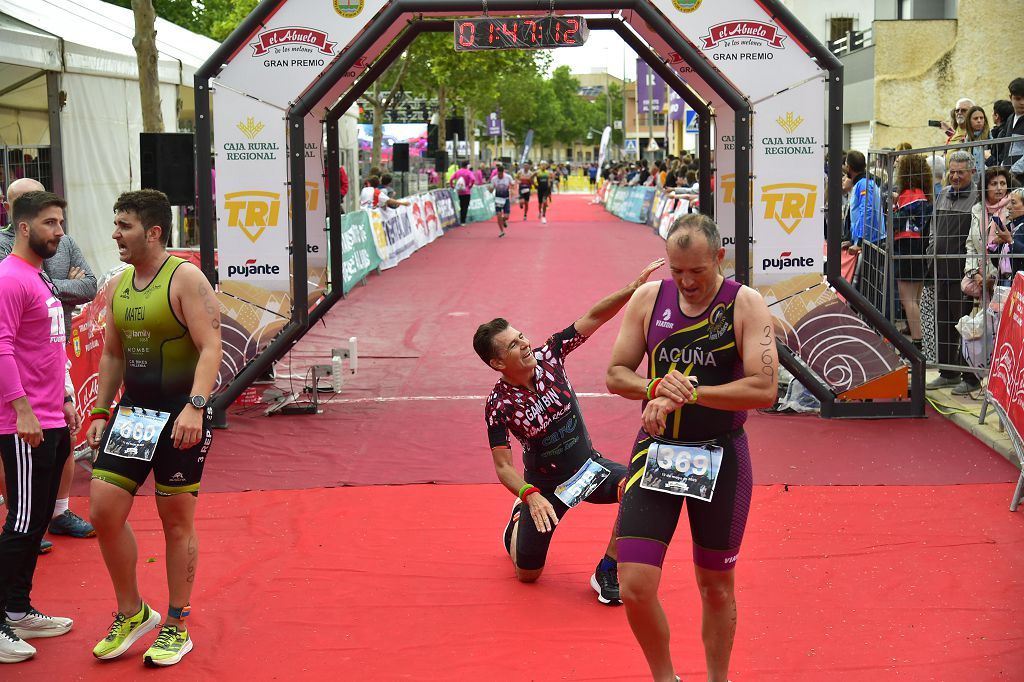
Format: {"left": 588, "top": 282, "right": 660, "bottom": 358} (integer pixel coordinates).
{"left": 189, "top": 394, "right": 208, "bottom": 409}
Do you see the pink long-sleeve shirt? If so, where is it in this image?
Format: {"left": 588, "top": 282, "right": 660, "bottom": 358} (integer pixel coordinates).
{"left": 0, "top": 254, "right": 67, "bottom": 434}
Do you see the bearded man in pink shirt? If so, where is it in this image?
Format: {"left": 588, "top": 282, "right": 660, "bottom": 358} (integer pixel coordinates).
{"left": 0, "top": 191, "right": 79, "bottom": 663}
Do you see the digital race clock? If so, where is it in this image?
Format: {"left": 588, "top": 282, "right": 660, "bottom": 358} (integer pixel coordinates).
{"left": 453, "top": 16, "right": 589, "bottom": 51}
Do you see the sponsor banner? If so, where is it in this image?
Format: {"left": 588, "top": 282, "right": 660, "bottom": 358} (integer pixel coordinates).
{"left": 406, "top": 192, "right": 443, "bottom": 250}
{"left": 368, "top": 205, "right": 389, "bottom": 260}
{"left": 714, "top": 114, "right": 739, "bottom": 276}
{"left": 652, "top": 0, "right": 823, "bottom": 100}
{"left": 638, "top": 188, "right": 658, "bottom": 223}
{"left": 434, "top": 190, "right": 458, "bottom": 230}
{"left": 752, "top": 79, "right": 825, "bottom": 285}
{"left": 648, "top": 190, "right": 668, "bottom": 229}
{"left": 465, "top": 185, "right": 496, "bottom": 224}
{"left": 214, "top": 89, "right": 291, "bottom": 290}
{"left": 604, "top": 186, "right": 657, "bottom": 223}
{"left": 988, "top": 273, "right": 1024, "bottom": 441}
{"left": 303, "top": 112, "right": 328, "bottom": 295}
{"left": 597, "top": 126, "right": 611, "bottom": 172}
{"left": 379, "top": 204, "right": 417, "bottom": 270}
{"left": 486, "top": 112, "right": 503, "bottom": 136}
{"left": 421, "top": 193, "right": 444, "bottom": 242}
{"left": 410, "top": 195, "right": 430, "bottom": 250}
{"left": 636, "top": 59, "right": 665, "bottom": 114}
{"left": 215, "top": 0, "right": 389, "bottom": 109}
{"left": 520, "top": 129, "right": 534, "bottom": 165}
{"left": 668, "top": 90, "right": 685, "bottom": 121}
{"left": 341, "top": 210, "right": 381, "bottom": 293}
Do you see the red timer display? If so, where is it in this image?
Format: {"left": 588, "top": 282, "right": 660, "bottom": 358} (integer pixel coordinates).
{"left": 453, "top": 16, "right": 589, "bottom": 52}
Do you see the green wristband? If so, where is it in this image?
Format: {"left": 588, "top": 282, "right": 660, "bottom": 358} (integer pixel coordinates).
{"left": 517, "top": 483, "right": 532, "bottom": 499}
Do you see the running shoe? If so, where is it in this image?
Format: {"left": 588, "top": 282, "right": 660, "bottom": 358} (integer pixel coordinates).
{"left": 144, "top": 625, "right": 193, "bottom": 667}
{"left": 0, "top": 623, "right": 35, "bottom": 663}
{"left": 93, "top": 603, "right": 161, "bottom": 660}
{"left": 541, "top": 216, "right": 547, "bottom": 224}
{"left": 502, "top": 500, "right": 522, "bottom": 556}
{"left": 39, "top": 539, "right": 53, "bottom": 555}
{"left": 591, "top": 568, "right": 622, "bottom": 605}
{"left": 48, "top": 509, "right": 96, "bottom": 538}
{"left": 6, "top": 608, "right": 73, "bottom": 639}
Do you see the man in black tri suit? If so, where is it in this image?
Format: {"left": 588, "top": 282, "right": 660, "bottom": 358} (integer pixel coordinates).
{"left": 85, "top": 190, "right": 222, "bottom": 668}
{"left": 606, "top": 214, "right": 778, "bottom": 682}
{"left": 474, "top": 259, "right": 663, "bottom": 605}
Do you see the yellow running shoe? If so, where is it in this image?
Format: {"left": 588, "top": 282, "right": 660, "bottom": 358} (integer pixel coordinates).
{"left": 92, "top": 603, "right": 161, "bottom": 660}
{"left": 143, "top": 624, "right": 192, "bottom": 667}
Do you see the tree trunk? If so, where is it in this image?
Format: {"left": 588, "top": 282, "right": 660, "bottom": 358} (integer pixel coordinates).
{"left": 436, "top": 86, "right": 447, "bottom": 161}
{"left": 371, "top": 81, "right": 384, "bottom": 169}
{"left": 131, "top": 0, "right": 163, "bottom": 133}
{"left": 464, "top": 104, "right": 475, "bottom": 165}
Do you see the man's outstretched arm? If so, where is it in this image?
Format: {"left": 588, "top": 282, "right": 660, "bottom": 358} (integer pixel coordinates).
{"left": 574, "top": 259, "right": 664, "bottom": 338}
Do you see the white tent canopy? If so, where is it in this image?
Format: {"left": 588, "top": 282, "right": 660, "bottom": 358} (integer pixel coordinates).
{"left": 0, "top": 0, "right": 218, "bottom": 275}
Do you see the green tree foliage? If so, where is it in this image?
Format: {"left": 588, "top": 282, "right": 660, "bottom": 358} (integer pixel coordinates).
{"left": 102, "top": 0, "right": 258, "bottom": 41}
{"left": 105, "top": 1, "right": 627, "bottom": 155}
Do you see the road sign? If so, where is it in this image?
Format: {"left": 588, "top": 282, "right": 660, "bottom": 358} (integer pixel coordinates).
{"left": 685, "top": 109, "right": 699, "bottom": 134}
{"left": 624, "top": 138, "right": 638, "bottom": 154}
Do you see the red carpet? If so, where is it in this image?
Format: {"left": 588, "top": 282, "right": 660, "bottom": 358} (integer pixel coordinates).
{"left": 17, "top": 484, "right": 1024, "bottom": 680}
{"left": 65, "top": 195, "right": 1009, "bottom": 494}
{"left": 34, "top": 196, "right": 1021, "bottom": 680}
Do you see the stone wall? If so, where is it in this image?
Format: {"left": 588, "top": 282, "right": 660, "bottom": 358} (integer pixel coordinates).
{"left": 872, "top": 0, "right": 1015, "bottom": 150}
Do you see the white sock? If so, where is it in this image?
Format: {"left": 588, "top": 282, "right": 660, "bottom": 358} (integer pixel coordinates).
{"left": 6, "top": 611, "right": 27, "bottom": 621}
{"left": 52, "top": 497, "right": 69, "bottom": 519}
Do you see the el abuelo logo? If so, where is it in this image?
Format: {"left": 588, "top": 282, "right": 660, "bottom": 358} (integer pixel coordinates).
{"left": 224, "top": 190, "right": 281, "bottom": 243}
{"left": 701, "top": 21, "right": 786, "bottom": 61}
{"left": 250, "top": 26, "right": 335, "bottom": 69}
{"left": 227, "top": 258, "right": 282, "bottom": 279}
{"left": 762, "top": 251, "right": 816, "bottom": 272}
{"left": 761, "top": 183, "right": 817, "bottom": 234}
{"left": 762, "top": 113, "right": 817, "bottom": 156}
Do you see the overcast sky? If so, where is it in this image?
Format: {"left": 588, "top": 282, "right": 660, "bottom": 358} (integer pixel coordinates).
{"left": 546, "top": 30, "right": 632, "bottom": 82}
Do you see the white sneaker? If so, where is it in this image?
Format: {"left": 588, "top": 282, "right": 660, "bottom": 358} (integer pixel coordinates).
{"left": 541, "top": 216, "right": 547, "bottom": 224}
{"left": 0, "top": 623, "right": 36, "bottom": 663}
{"left": 7, "top": 609, "right": 73, "bottom": 639}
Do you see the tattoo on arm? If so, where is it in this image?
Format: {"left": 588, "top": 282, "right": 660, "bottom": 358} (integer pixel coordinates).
{"left": 197, "top": 282, "right": 221, "bottom": 329}
{"left": 759, "top": 325, "right": 774, "bottom": 380}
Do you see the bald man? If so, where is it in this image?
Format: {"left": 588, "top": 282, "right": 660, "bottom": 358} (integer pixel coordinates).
{"left": 1, "top": 179, "right": 98, "bottom": 552}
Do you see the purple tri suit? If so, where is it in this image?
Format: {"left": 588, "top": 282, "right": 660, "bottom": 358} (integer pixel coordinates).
{"left": 616, "top": 277, "right": 754, "bottom": 572}
{"left": 485, "top": 324, "right": 626, "bottom": 570}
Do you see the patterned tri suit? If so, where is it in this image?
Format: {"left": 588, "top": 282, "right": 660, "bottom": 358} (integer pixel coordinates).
{"left": 485, "top": 325, "right": 626, "bottom": 570}
{"left": 617, "top": 277, "right": 753, "bottom": 571}
{"left": 92, "top": 256, "right": 213, "bottom": 496}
